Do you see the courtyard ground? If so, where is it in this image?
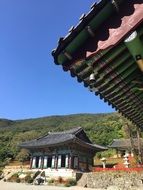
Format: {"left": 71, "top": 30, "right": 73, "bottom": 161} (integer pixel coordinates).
{"left": 1, "top": 181, "right": 143, "bottom": 190}
{"left": 0, "top": 181, "right": 96, "bottom": 190}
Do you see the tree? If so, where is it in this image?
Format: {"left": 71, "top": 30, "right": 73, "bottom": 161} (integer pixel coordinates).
{"left": 16, "top": 149, "right": 30, "bottom": 163}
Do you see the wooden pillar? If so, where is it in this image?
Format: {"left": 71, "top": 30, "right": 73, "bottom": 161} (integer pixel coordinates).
{"left": 43, "top": 156, "right": 48, "bottom": 169}
{"left": 38, "top": 156, "right": 42, "bottom": 169}
{"left": 65, "top": 155, "right": 69, "bottom": 168}
{"left": 41, "top": 156, "right": 44, "bottom": 170}
{"left": 137, "top": 128, "right": 142, "bottom": 164}
{"left": 51, "top": 155, "right": 56, "bottom": 168}
{"left": 86, "top": 157, "right": 89, "bottom": 171}
{"left": 30, "top": 157, "right": 33, "bottom": 169}
{"left": 69, "top": 155, "right": 72, "bottom": 169}
{"left": 57, "top": 155, "right": 61, "bottom": 168}
{"left": 32, "top": 157, "right": 36, "bottom": 169}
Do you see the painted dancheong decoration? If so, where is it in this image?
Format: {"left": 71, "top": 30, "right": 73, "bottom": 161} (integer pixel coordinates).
{"left": 52, "top": 0, "right": 143, "bottom": 129}
{"left": 20, "top": 127, "right": 106, "bottom": 179}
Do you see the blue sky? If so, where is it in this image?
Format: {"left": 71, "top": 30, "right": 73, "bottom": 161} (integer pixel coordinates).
{"left": 0, "top": 0, "right": 114, "bottom": 120}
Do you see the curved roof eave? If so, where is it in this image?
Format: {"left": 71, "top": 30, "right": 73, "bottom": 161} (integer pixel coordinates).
{"left": 51, "top": 0, "right": 143, "bottom": 129}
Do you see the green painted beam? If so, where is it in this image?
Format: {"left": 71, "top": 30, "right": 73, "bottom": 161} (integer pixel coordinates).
{"left": 124, "top": 31, "right": 143, "bottom": 64}
{"left": 101, "top": 73, "right": 136, "bottom": 95}
{"left": 98, "top": 56, "right": 133, "bottom": 82}
{"left": 95, "top": 64, "right": 136, "bottom": 93}
{"left": 99, "top": 52, "right": 131, "bottom": 78}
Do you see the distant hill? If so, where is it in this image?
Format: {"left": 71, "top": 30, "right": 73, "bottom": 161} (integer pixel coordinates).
{"left": 0, "top": 119, "right": 14, "bottom": 128}
{"left": 0, "top": 112, "right": 128, "bottom": 166}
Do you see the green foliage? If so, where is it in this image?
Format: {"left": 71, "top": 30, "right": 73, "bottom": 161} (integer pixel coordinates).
{"left": 48, "top": 178, "right": 54, "bottom": 184}
{"left": 16, "top": 149, "right": 30, "bottom": 162}
{"left": 7, "top": 173, "right": 19, "bottom": 182}
{"left": 96, "top": 149, "right": 116, "bottom": 159}
{"left": 0, "top": 112, "right": 131, "bottom": 165}
{"left": 64, "top": 178, "right": 77, "bottom": 186}
{"left": 25, "top": 174, "right": 33, "bottom": 184}
{"left": 16, "top": 178, "right": 21, "bottom": 183}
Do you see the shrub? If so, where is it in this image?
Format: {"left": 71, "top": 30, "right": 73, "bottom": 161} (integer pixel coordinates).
{"left": 65, "top": 178, "right": 77, "bottom": 187}
{"left": 16, "top": 149, "right": 30, "bottom": 163}
{"left": 96, "top": 149, "right": 116, "bottom": 159}
{"left": 57, "top": 176, "right": 63, "bottom": 184}
{"left": 25, "top": 174, "right": 33, "bottom": 184}
{"left": 16, "top": 178, "right": 20, "bottom": 183}
{"left": 8, "top": 173, "right": 19, "bottom": 182}
{"left": 48, "top": 178, "right": 54, "bottom": 184}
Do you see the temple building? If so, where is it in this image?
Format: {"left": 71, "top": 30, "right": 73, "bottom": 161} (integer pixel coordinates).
{"left": 52, "top": 0, "right": 143, "bottom": 129}
{"left": 109, "top": 138, "right": 143, "bottom": 157}
{"left": 20, "top": 127, "right": 106, "bottom": 178}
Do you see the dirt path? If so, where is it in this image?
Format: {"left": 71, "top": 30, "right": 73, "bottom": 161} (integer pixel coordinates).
{"left": 1, "top": 181, "right": 143, "bottom": 190}
{"left": 0, "top": 181, "right": 100, "bottom": 190}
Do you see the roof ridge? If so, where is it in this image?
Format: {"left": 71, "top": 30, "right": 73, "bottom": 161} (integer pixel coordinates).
{"left": 49, "top": 127, "right": 82, "bottom": 135}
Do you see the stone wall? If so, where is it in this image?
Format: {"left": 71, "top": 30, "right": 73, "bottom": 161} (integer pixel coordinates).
{"left": 77, "top": 172, "right": 143, "bottom": 190}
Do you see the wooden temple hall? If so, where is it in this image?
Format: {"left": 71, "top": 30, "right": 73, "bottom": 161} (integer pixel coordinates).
{"left": 52, "top": 0, "right": 143, "bottom": 129}
{"left": 20, "top": 127, "right": 106, "bottom": 178}
{"left": 109, "top": 138, "right": 143, "bottom": 157}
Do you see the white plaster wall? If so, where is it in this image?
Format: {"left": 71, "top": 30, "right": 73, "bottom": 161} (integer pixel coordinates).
{"left": 31, "top": 168, "right": 75, "bottom": 179}
{"left": 45, "top": 168, "right": 75, "bottom": 179}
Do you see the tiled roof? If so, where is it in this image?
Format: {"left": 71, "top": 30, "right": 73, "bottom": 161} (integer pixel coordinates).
{"left": 48, "top": 126, "right": 82, "bottom": 135}
{"left": 20, "top": 127, "right": 107, "bottom": 151}
{"left": 20, "top": 133, "right": 75, "bottom": 148}
{"left": 51, "top": 0, "right": 143, "bottom": 128}
{"left": 109, "top": 138, "right": 143, "bottom": 149}
{"left": 52, "top": 0, "right": 109, "bottom": 63}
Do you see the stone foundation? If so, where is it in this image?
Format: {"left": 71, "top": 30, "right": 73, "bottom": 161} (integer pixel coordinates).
{"left": 77, "top": 172, "right": 143, "bottom": 190}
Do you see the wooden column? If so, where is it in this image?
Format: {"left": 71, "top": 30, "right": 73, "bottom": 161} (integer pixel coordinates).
{"left": 43, "top": 156, "right": 48, "bottom": 169}
{"left": 137, "top": 128, "right": 143, "bottom": 164}
{"left": 51, "top": 155, "right": 56, "bottom": 168}
{"left": 30, "top": 157, "right": 33, "bottom": 169}
{"left": 32, "top": 157, "right": 36, "bottom": 169}
{"left": 69, "top": 155, "right": 72, "bottom": 169}
{"left": 65, "top": 155, "right": 69, "bottom": 168}
{"left": 38, "top": 156, "right": 42, "bottom": 169}
{"left": 57, "top": 155, "right": 61, "bottom": 168}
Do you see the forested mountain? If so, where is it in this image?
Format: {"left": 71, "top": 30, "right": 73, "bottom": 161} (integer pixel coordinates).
{"left": 0, "top": 112, "right": 131, "bottom": 166}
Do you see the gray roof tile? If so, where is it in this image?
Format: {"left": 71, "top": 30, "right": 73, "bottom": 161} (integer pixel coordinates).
{"left": 109, "top": 138, "right": 143, "bottom": 149}
{"left": 20, "top": 127, "right": 106, "bottom": 151}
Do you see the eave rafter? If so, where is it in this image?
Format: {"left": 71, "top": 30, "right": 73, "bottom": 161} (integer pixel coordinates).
{"left": 52, "top": 0, "right": 143, "bottom": 128}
